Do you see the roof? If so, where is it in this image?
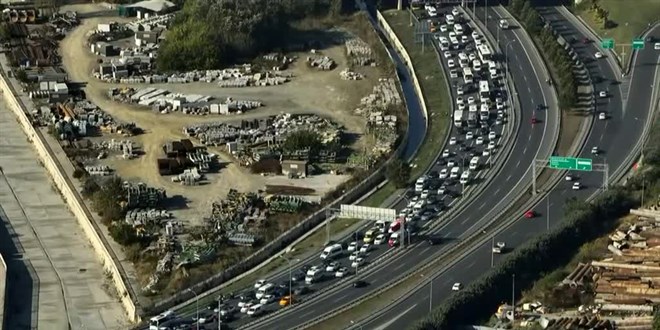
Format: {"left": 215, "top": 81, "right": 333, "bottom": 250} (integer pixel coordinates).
{"left": 126, "top": 0, "right": 175, "bottom": 13}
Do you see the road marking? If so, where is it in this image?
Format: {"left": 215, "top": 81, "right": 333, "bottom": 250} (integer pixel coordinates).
{"left": 506, "top": 174, "right": 512, "bottom": 181}
{"left": 477, "top": 203, "right": 486, "bottom": 211}
{"left": 297, "top": 309, "right": 318, "bottom": 320}
{"left": 392, "top": 262, "right": 407, "bottom": 272}
{"left": 372, "top": 303, "right": 418, "bottom": 330}
{"left": 420, "top": 247, "right": 431, "bottom": 255}
{"left": 331, "top": 293, "right": 350, "bottom": 304}
{"left": 515, "top": 159, "right": 521, "bottom": 168}
{"left": 523, "top": 75, "right": 528, "bottom": 82}
{"left": 493, "top": 188, "right": 501, "bottom": 195}
{"left": 523, "top": 146, "right": 528, "bottom": 154}
{"left": 461, "top": 216, "right": 471, "bottom": 225}
{"left": 528, "top": 134, "right": 532, "bottom": 141}
{"left": 466, "top": 260, "right": 477, "bottom": 269}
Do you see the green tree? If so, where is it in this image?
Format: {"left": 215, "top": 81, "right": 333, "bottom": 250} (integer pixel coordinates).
{"left": 282, "top": 130, "right": 323, "bottom": 154}
{"left": 523, "top": 9, "right": 542, "bottom": 34}
{"left": 91, "top": 176, "right": 126, "bottom": 224}
{"left": 509, "top": 0, "right": 525, "bottom": 16}
{"left": 109, "top": 223, "right": 141, "bottom": 246}
{"left": 386, "top": 158, "right": 410, "bottom": 188}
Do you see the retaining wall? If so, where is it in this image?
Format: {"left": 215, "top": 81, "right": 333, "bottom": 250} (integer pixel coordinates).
{"left": 0, "top": 253, "right": 5, "bottom": 330}
{"left": 0, "top": 63, "right": 141, "bottom": 322}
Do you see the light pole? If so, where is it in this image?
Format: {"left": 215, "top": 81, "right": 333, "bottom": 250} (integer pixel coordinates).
{"left": 546, "top": 198, "right": 550, "bottom": 231}
{"left": 490, "top": 236, "right": 495, "bottom": 267}
{"left": 279, "top": 255, "right": 294, "bottom": 305}
{"left": 188, "top": 288, "right": 200, "bottom": 330}
{"left": 421, "top": 274, "right": 433, "bottom": 312}
{"left": 511, "top": 274, "right": 516, "bottom": 321}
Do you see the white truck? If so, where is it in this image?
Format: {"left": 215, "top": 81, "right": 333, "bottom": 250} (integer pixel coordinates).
{"left": 453, "top": 110, "right": 465, "bottom": 127}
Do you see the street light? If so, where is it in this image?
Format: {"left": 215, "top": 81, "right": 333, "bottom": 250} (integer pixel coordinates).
{"left": 188, "top": 288, "right": 200, "bottom": 330}
{"left": 420, "top": 274, "right": 433, "bottom": 313}
{"left": 279, "top": 251, "right": 299, "bottom": 307}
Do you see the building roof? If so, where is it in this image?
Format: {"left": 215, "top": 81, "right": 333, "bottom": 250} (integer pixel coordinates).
{"left": 126, "top": 0, "right": 175, "bottom": 13}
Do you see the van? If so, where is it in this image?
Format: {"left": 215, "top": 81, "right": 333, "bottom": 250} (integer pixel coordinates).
{"left": 376, "top": 220, "right": 390, "bottom": 233}
{"left": 454, "top": 23, "right": 464, "bottom": 35}
{"left": 450, "top": 166, "right": 460, "bottom": 179}
{"left": 256, "top": 283, "right": 275, "bottom": 299}
{"left": 460, "top": 171, "right": 470, "bottom": 185}
{"left": 320, "top": 243, "right": 343, "bottom": 260}
{"left": 247, "top": 303, "right": 263, "bottom": 316}
{"left": 305, "top": 269, "right": 324, "bottom": 284}
{"left": 469, "top": 157, "right": 480, "bottom": 171}
{"left": 446, "top": 14, "right": 455, "bottom": 25}
{"left": 149, "top": 310, "right": 175, "bottom": 330}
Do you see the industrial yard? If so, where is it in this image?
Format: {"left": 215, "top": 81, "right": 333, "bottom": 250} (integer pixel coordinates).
{"left": 9, "top": 1, "right": 405, "bottom": 299}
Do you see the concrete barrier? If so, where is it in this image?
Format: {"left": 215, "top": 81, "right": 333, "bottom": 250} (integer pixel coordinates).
{"left": 0, "top": 63, "right": 141, "bottom": 322}
{"left": 0, "top": 253, "right": 5, "bottom": 330}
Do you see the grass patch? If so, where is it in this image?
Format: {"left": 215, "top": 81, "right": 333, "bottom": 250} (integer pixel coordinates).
{"left": 359, "top": 9, "right": 451, "bottom": 208}
{"left": 574, "top": 0, "right": 660, "bottom": 62}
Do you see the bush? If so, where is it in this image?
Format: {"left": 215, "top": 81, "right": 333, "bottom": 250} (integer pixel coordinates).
{"left": 413, "top": 187, "right": 636, "bottom": 329}
{"left": 386, "top": 158, "right": 411, "bottom": 188}
{"left": 109, "top": 223, "right": 141, "bottom": 246}
{"left": 72, "top": 168, "right": 85, "bottom": 179}
{"left": 282, "top": 130, "right": 323, "bottom": 154}
{"left": 90, "top": 177, "right": 126, "bottom": 225}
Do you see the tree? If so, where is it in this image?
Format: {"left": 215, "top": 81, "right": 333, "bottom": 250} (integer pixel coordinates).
{"left": 523, "top": 9, "right": 542, "bottom": 34}
{"left": 509, "top": 0, "right": 526, "bottom": 16}
{"left": 91, "top": 177, "right": 126, "bottom": 224}
{"left": 386, "top": 158, "right": 410, "bottom": 188}
{"left": 109, "top": 224, "right": 141, "bottom": 246}
{"left": 282, "top": 130, "right": 323, "bottom": 154}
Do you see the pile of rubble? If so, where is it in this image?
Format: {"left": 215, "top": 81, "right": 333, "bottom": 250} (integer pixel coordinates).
{"left": 125, "top": 208, "right": 172, "bottom": 227}
{"left": 48, "top": 11, "right": 79, "bottom": 32}
{"left": 108, "top": 87, "right": 263, "bottom": 115}
{"left": 125, "top": 13, "right": 174, "bottom": 32}
{"left": 123, "top": 182, "right": 166, "bottom": 209}
{"left": 268, "top": 195, "right": 307, "bottom": 213}
{"left": 183, "top": 113, "right": 343, "bottom": 147}
{"left": 307, "top": 56, "right": 335, "bottom": 70}
{"left": 345, "top": 38, "right": 376, "bottom": 66}
{"left": 39, "top": 101, "right": 140, "bottom": 139}
{"left": 85, "top": 165, "right": 112, "bottom": 176}
{"left": 171, "top": 168, "right": 203, "bottom": 185}
{"left": 205, "top": 189, "right": 267, "bottom": 244}
{"left": 261, "top": 53, "right": 296, "bottom": 71}
{"left": 95, "top": 139, "right": 137, "bottom": 159}
{"left": 340, "top": 69, "right": 364, "bottom": 80}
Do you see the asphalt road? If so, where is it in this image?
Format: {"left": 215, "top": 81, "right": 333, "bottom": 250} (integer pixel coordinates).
{"left": 239, "top": 5, "right": 560, "bottom": 330}
{"left": 359, "top": 6, "right": 658, "bottom": 330}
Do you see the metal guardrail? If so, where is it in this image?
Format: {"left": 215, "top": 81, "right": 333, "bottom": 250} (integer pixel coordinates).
{"left": 0, "top": 252, "right": 5, "bottom": 330}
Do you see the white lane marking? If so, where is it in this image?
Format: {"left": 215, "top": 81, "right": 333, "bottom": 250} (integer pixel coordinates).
{"left": 372, "top": 303, "right": 419, "bottom": 330}
{"left": 461, "top": 216, "right": 471, "bottom": 225}
{"left": 393, "top": 262, "right": 407, "bottom": 272}
{"left": 331, "top": 293, "right": 350, "bottom": 304}
{"left": 506, "top": 174, "right": 512, "bottom": 181}
{"left": 515, "top": 159, "right": 521, "bottom": 168}
{"left": 523, "top": 146, "right": 528, "bottom": 154}
{"left": 297, "top": 309, "right": 318, "bottom": 320}
{"left": 419, "top": 247, "right": 431, "bottom": 255}
{"left": 493, "top": 188, "right": 501, "bottom": 195}
{"left": 477, "top": 203, "right": 486, "bottom": 211}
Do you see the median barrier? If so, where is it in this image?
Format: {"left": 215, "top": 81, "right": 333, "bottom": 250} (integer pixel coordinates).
{"left": 0, "top": 60, "right": 141, "bottom": 322}
{"left": 0, "top": 253, "right": 5, "bottom": 330}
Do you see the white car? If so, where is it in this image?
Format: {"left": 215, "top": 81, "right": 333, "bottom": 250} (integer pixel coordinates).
{"left": 440, "top": 24, "right": 448, "bottom": 32}
{"left": 495, "top": 117, "right": 504, "bottom": 125}
{"left": 259, "top": 295, "right": 276, "bottom": 305}
{"left": 449, "top": 137, "right": 457, "bottom": 145}
{"left": 496, "top": 102, "right": 504, "bottom": 110}
{"left": 468, "top": 53, "right": 477, "bottom": 61}
{"left": 452, "top": 282, "right": 462, "bottom": 291}
{"left": 347, "top": 242, "right": 359, "bottom": 252}
{"left": 349, "top": 251, "right": 360, "bottom": 261}
{"left": 326, "top": 262, "right": 340, "bottom": 272}
{"left": 467, "top": 96, "right": 476, "bottom": 104}
{"left": 599, "top": 91, "right": 607, "bottom": 98}
{"left": 482, "top": 149, "right": 491, "bottom": 157}
{"left": 351, "top": 257, "right": 365, "bottom": 268}
{"left": 335, "top": 267, "right": 349, "bottom": 278}
{"left": 447, "top": 159, "right": 456, "bottom": 168}
{"left": 572, "top": 182, "right": 581, "bottom": 190}
{"left": 488, "top": 141, "right": 496, "bottom": 150}
{"left": 452, "top": 7, "right": 459, "bottom": 16}
{"left": 374, "top": 234, "right": 386, "bottom": 245}
{"left": 466, "top": 131, "right": 474, "bottom": 140}
{"left": 598, "top": 112, "right": 607, "bottom": 120}
{"left": 488, "top": 131, "right": 497, "bottom": 140}
{"left": 443, "top": 51, "right": 452, "bottom": 58}
{"left": 565, "top": 175, "right": 574, "bottom": 181}
{"left": 450, "top": 70, "right": 458, "bottom": 78}
{"left": 471, "top": 31, "right": 480, "bottom": 39}
{"left": 594, "top": 52, "right": 603, "bottom": 59}
{"left": 457, "top": 87, "right": 464, "bottom": 95}
{"left": 449, "top": 31, "right": 456, "bottom": 38}
{"left": 591, "top": 146, "right": 599, "bottom": 155}
{"left": 461, "top": 35, "right": 469, "bottom": 43}
{"left": 457, "top": 102, "right": 466, "bottom": 110}
{"left": 254, "top": 279, "right": 267, "bottom": 289}
{"left": 456, "top": 97, "right": 464, "bottom": 104}
{"left": 475, "top": 38, "right": 483, "bottom": 45}
{"left": 442, "top": 149, "right": 451, "bottom": 158}
{"left": 448, "top": 59, "right": 455, "bottom": 68}
{"left": 359, "top": 244, "right": 371, "bottom": 254}
{"left": 476, "top": 136, "right": 485, "bottom": 145}
{"left": 655, "top": 42, "right": 660, "bottom": 50}
{"left": 241, "top": 302, "right": 254, "bottom": 313}
{"left": 439, "top": 168, "right": 449, "bottom": 179}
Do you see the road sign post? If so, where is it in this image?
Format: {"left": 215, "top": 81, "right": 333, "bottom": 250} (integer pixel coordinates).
{"left": 601, "top": 38, "right": 615, "bottom": 49}
{"left": 632, "top": 39, "right": 645, "bottom": 50}
{"left": 531, "top": 158, "right": 607, "bottom": 196}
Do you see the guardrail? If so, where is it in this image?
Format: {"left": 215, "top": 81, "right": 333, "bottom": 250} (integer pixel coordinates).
{"left": 0, "top": 57, "right": 141, "bottom": 322}
{"left": 0, "top": 253, "right": 5, "bottom": 330}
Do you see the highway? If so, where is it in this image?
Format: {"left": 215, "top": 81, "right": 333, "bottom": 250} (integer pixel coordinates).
{"left": 358, "top": 6, "right": 657, "bottom": 330}
{"left": 240, "top": 4, "right": 560, "bottom": 330}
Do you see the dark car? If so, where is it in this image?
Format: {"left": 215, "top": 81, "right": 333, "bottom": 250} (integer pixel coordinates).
{"left": 428, "top": 170, "right": 439, "bottom": 179}
{"left": 294, "top": 286, "right": 311, "bottom": 295}
{"left": 353, "top": 280, "right": 368, "bottom": 288}
{"left": 646, "top": 36, "right": 654, "bottom": 43}
{"left": 206, "top": 300, "right": 219, "bottom": 310}
{"left": 427, "top": 236, "right": 442, "bottom": 245}
{"left": 292, "top": 270, "right": 305, "bottom": 282}
{"left": 536, "top": 104, "right": 544, "bottom": 111}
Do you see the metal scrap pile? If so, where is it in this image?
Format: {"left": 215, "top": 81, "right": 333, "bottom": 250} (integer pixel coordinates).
{"left": 46, "top": 101, "right": 140, "bottom": 138}
{"left": 183, "top": 113, "right": 343, "bottom": 147}
{"left": 96, "top": 139, "right": 136, "bottom": 159}
{"left": 125, "top": 208, "right": 172, "bottom": 227}
{"left": 268, "top": 195, "right": 306, "bottom": 213}
{"left": 48, "top": 11, "right": 79, "bottom": 32}
{"left": 206, "top": 189, "right": 267, "bottom": 244}
{"left": 345, "top": 38, "right": 375, "bottom": 66}
{"left": 124, "top": 182, "right": 166, "bottom": 209}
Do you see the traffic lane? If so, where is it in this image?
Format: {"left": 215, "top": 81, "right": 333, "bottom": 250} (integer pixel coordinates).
{"left": 626, "top": 50, "right": 659, "bottom": 125}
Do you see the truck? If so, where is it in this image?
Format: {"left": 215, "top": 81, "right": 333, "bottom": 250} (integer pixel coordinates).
{"left": 467, "top": 110, "right": 478, "bottom": 128}
{"left": 453, "top": 110, "right": 465, "bottom": 127}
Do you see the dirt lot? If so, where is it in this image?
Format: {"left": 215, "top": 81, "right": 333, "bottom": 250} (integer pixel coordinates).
{"left": 59, "top": 4, "right": 383, "bottom": 225}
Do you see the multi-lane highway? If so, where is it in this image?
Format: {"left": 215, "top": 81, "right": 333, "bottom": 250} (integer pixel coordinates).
{"left": 357, "top": 6, "right": 658, "bottom": 330}
{"left": 238, "top": 4, "right": 560, "bottom": 330}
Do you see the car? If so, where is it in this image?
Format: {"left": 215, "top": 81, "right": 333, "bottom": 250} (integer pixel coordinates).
{"left": 466, "top": 131, "right": 474, "bottom": 140}
{"left": 279, "top": 295, "right": 295, "bottom": 307}
{"left": 471, "top": 31, "right": 479, "bottom": 39}
{"left": 655, "top": 43, "right": 660, "bottom": 50}
{"left": 440, "top": 24, "right": 448, "bottom": 32}
{"left": 217, "top": 304, "right": 237, "bottom": 316}
{"left": 594, "top": 52, "right": 603, "bottom": 59}
{"left": 449, "top": 137, "right": 457, "bottom": 145}
{"left": 450, "top": 70, "right": 458, "bottom": 78}
{"left": 359, "top": 244, "right": 372, "bottom": 254}
{"left": 449, "top": 31, "right": 456, "bottom": 38}
{"left": 293, "top": 286, "right": 311, "bottom": 295}
{"left": 496, "top": 117, "right": 504, "bottom": 125}
{"left": 353, "top": 280, "right": 368, "bottom": 288}
{"left": 598, "top": 112, "right": 607, "bottom": 120}
{"left": 487, "top": 141, "right": 496, "bottom": 150}
{"left": 442, "top": 149, "right": 451, "bottom": 158}
{"left": 467, "top": 96, "right": 476, "bottom": 104}
{"left": 447, "top": 159, "right": 456, "bottom": 167}
{"left": 439, "top": 168, "right": 449, "bottom": 179}
{"left": 461, "top": 35, "right": 469, "bottom": 43}
{"left": 260, "top": 294, "right": 276, "bottom": 305}
{"left": 496, "top": 102, "right": 504, "bottom": 110}
{"left": 254, "top": 279, "right": 267, "bottom": 289}
{"left": 591, "top": 146, "right": 599, "bottom": 155}
{"left": 443, "top": 51, "right": 451, "bottom": 58}
{"left": 457, "top": 86, "right": 464, "bottom": 95}
{"left": 438, "top": 185, "right": 448, "bottom": 195}
{"left": 456, "top": 96, "right": 464, "bottom": 104}
{"left": 458, "top": 102, "right": 466, "bottom": 110}
{"left": 488, "top": 131, "right": 497, "bottom": 140}
{"left": 349, "top": 251, "right": 360, "bottom": 261}
{"left": 374, "top": 234, "right": 386, "bottom": 245}
{"left": 475, "top": 136, "right": 484, "bottom": 145}
{"left": 335, "top": 267, "right": 349, "bottom": 278}
{"left": 325, "top": 262, "right": 340, "bottom": 272}
{"left": 582, "top": 37, "right": 590, "bottom": 44}
{"left": 524, "top": 210, "right": 536, "bottom": 219}
{"left": 291, "top": 270, "right": 305, "bottom": 282}
{"left": 565, "top": 174, "right": 574, "bottom": 181}
{"left": 452, "top": 7, "right": 459, "bottom": 16}
{"left": 599, "top": 91, "right": 607, "bottom": 98}
{"left": 469, "top": 52, "right": 477, "bottom": 61}
{"left": 536, "top": 104, "right": 544, "bottom": 111}
{"left": 452, "top": 282, "right": 462, "bottom": 291}
{"left": 572, "top": 182, "right": 581, "bottom": 190}
{"left": 241, "top": 301, "right": 256, "bottom": 313}
{"left": 347, "top": 241, "right": 359, "bottom": 252}
{"left": 351, "top": 257, "right": 365, "bottom": 268}
{"left": 531, "top": 116, "right": 538, "bottom": 124}
{"left": 448, "top": 59, "right": 455, "bottom": 68}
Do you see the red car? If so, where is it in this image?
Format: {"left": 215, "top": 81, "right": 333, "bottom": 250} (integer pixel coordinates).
{"left": 524, "top": 210, "right": 536, "bottom": 219}
{"left": 531, "top": 117, "right": 538, "bottom": 125}
{"left": 582, "top": 37, "right": 590, "bottom": 44}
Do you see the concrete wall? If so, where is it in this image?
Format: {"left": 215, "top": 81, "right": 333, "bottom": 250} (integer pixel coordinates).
{"left": 0, "top": 68, "right": 141, "bottom": 322}
{"left": 0, "top": 253, "right": 5, "bottom": 330}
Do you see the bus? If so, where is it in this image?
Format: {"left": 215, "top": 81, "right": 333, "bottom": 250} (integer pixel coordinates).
{"left": 479, "top": 80, "right": 490, "bottom": 100}
{"left": 462, "top": 67, "right": 473, "bottom": 84}
{"left": 150, "top": 310, "right": 176, "bottom": 330}
{"left": 477, "top": 44, "right": 492, "bottom": 62}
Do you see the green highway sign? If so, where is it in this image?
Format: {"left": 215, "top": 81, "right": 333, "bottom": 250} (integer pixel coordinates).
{"left": 601, "top": 38, "right": 615, "bottom": 49}
{"left": 632, "top": 38, "right": 645, "bottom": 50}
{"left": 549, "top": 156, "right": 593, "bottom": 171}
